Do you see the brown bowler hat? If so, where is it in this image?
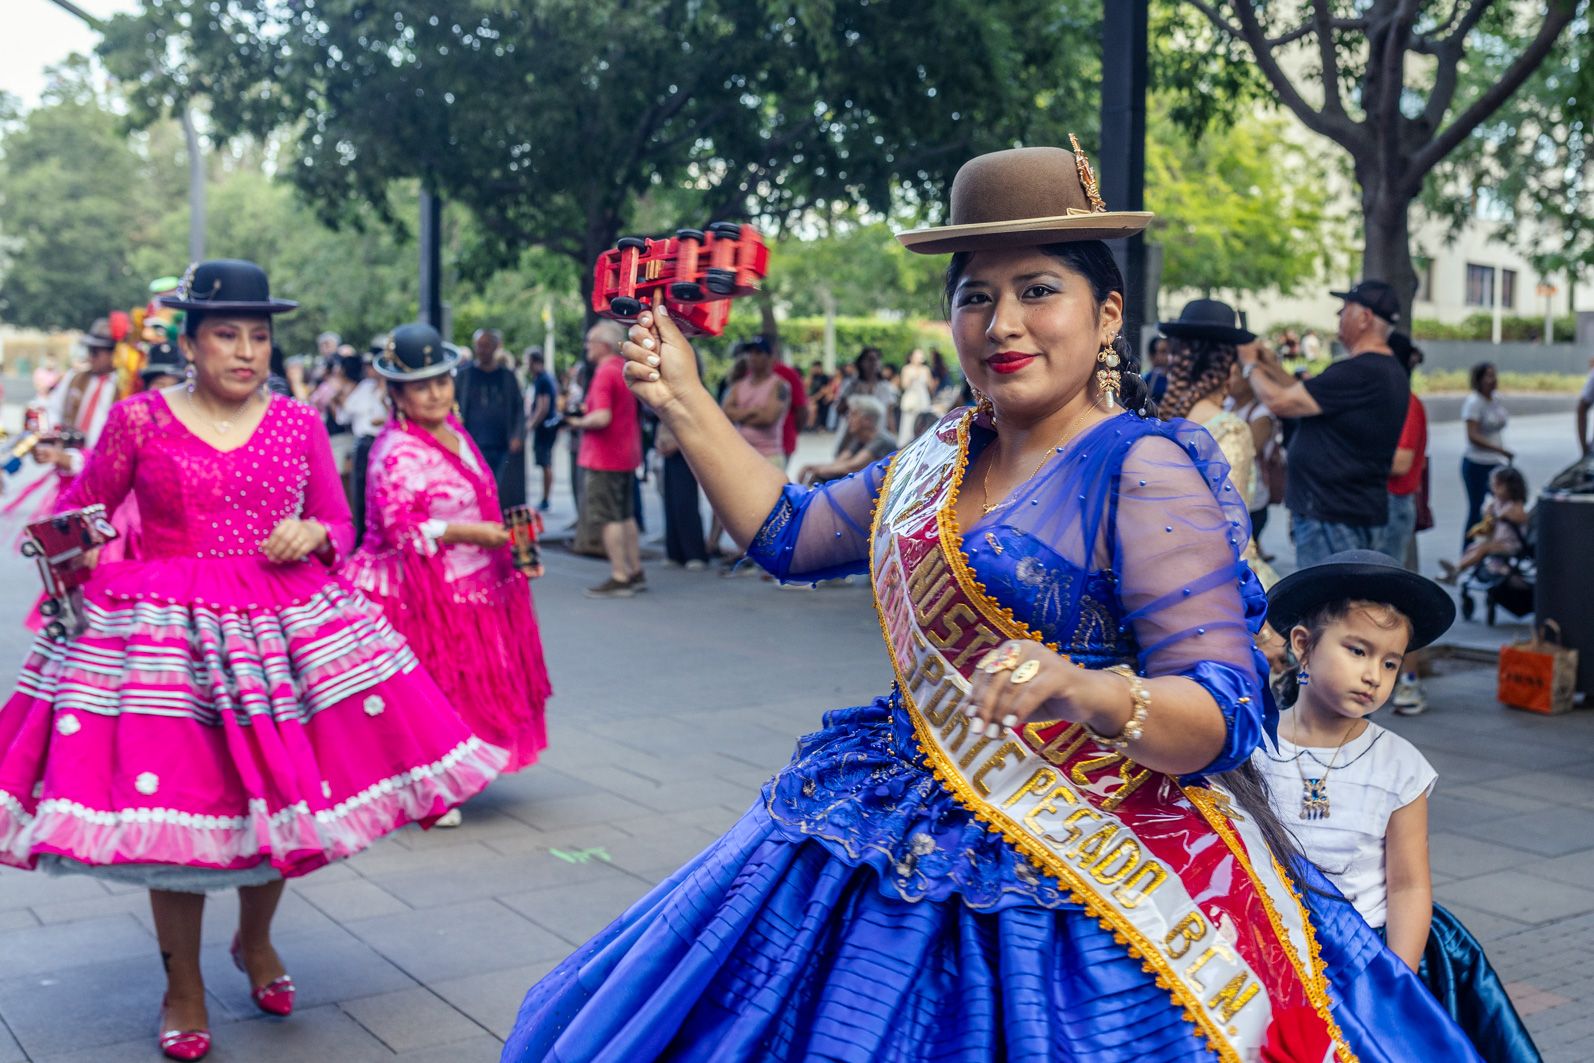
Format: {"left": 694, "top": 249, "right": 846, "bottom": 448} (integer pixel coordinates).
{"left": 897, "top": 137, "right": 1153, "bottom": 255}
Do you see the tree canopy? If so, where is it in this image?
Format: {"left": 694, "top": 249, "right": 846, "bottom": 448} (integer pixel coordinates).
{"left": 1171, "top": 0, "right": 1585, "bottom": 320}
{"left": 101, "top": 0, "right": 1102, "bottom": 296}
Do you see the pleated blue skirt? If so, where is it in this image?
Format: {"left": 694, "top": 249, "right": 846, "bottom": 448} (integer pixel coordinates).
{"left": 502, "top": 800, "right": 1482, "bottom": 1062}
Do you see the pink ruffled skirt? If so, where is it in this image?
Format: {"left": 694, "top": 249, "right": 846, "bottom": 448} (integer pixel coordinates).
{"left": 342, "top": 547, "right": 550, "bottom": 773}
{"left": 0, "top": 555, "right": 506, "bottom": 889}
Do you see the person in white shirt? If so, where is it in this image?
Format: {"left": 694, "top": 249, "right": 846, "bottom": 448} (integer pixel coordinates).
{"left": 1459, "top": 362, "right": 1512, "bottom": 551}
{"left": 1255, "top": 551, "right": 1540, "bottom": 1062}
{"left": 335, "top": 340, "right": 388, "bottom": 541}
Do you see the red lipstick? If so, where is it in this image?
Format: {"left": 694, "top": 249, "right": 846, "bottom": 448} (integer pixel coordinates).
{"left": 987, "top": 351, "right": 1038, "bottom": 375}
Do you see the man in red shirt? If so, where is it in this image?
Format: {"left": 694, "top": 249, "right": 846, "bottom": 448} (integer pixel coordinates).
{"left": 567, "top": 321, "right": 644, "bottom": 598}
{"left": 1384, "top": 332, "right": 1430, "bottom": 715}
{"left": 745, "top": 336, "right": 808, "bottom": 469}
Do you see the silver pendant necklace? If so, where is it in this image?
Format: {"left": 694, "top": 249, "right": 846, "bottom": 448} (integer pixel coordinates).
{"left": 186, "top": 387, "right": 257, "bottom": 435}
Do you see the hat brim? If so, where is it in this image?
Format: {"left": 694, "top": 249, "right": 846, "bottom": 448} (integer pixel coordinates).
{"left": 82, "top": 337, "right": 118, "bottom": 350}
{"left": 897, "top": 212, "right": 1154, "bottom": 254}
{"left": 372, "top": 349, "right": 462, "bottom": 382}
{"left": 157, "top": 297, "right": 299, "bottom": 315}
{"left": 1267, "top": 560, "right": 1457, "bottom": 651}
{"left": 140, "top": 364, "right": 185, "bottom": 380}
{"left": 1328, "top": 291, "right": 1398, "bottom": 324}
{"left": 1159, "top": 322, "right": 1256, "bottom": 345}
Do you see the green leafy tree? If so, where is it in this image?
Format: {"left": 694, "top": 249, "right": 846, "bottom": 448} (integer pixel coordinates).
{"left": 1173, "top": 0, "right": 1584, "bottom": 321}
{"left": 100, "top": 0, "right": 1102, "bottom": 305}
{"left": 0, "top": 59, "right": 173, "bottom": 328}
{"left": 1146, "top": 106, "right": 1341, "bottom": 300}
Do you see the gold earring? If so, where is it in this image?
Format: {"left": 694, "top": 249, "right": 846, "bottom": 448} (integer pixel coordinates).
{"left": 1095, "top": 342, "right": 1122, "bottom": 408}
{"left": 972, "top": 387, "right": 995, "bottom": 423}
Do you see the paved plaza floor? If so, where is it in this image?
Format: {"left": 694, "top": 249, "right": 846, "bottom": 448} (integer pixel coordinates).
{"left": 0, "top": 406, "right": 1590, "bottom": 1061}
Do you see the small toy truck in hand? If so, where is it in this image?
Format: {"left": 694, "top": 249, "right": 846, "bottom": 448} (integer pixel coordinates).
{"left": 22, "top": 504, "right": 118, "bottom": 640}
{"left": 591, "top": 222, "right": 770, "bottom": 338}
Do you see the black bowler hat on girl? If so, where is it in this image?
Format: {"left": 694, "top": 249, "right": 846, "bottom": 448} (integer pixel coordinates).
{"left": 372, "top": 323, "right": 462, "bottom": 382}
{"left": 1266, "top": 549, "right": 1457, "bottom": 650}
{"left": 1158, "top": 299, "right": 1256, "bottom": 346}
{"left": 159, "top": 259, "right": 298, "bottom": 315}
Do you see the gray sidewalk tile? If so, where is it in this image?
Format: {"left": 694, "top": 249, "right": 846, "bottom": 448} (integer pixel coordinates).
{"left": 428, "top": 962, "right": 559, "bottom": 1041}
{"left": 0, "top": 1021, "right": 24, "bottom": 1063}
{"left": 1523, "top": 848, "right": 1594, "bottom": 890}
{"left": 340, "top": 986, "right": 489, "bottom": 1052}
{"left": 1440, "top": 870, "right": 1594, "bottom": 923}
{"left": 294, "top": 877, "right": 412, "bottom": 923}
{"left": 0, "top": 953, "right": 209, "bottom": 1059}
{"left": 1428, "top": 831, "right": 1539, "bottom": 880}
{"left": 343, "top": 899, "right": 570, "bottom": 984}
{"left": 391, "top": 1034, "right": 505, "bottom": 1061}
{"left": 0, "top": 913, "right": 153, "bottom": 980}
{"left": 369, "top": 852, "right": 633, "bottom": 910}
{"left": 0, "top": 910, "right": 37, "bottom": 933}
{"left": 0, "top": 870, "right": 110, "bottom": 912}
{"left": 499, "top": 873, "right": 656, "bottom": 946}
{"left": 1458, "top": 805, "right": 1594, "bottom": 857}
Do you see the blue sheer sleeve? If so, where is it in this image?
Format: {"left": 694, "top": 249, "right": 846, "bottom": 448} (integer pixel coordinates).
{"left": 1108, "top": 425, "right": 1275, "bottom": 775}
{"left": 745, "top": 456, "right": 892, "bottom": 583}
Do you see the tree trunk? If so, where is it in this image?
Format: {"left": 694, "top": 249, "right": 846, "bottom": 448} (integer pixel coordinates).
{"left": 579, "top": 214, "right": 622, "bottom": 325}
{"left": 1359, "top": 182, "right": 1420, "bottom": 328}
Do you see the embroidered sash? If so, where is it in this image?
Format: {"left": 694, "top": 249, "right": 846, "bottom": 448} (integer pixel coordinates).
{"left": 870, "top": 411, "right": 1354, "bottom": 1063}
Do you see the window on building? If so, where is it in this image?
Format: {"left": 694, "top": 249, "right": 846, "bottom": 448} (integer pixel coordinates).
{"left": 1501, "top": 268, "right": 1517, "bottom": 310}
{"left": 1414, "top": 256, "right": 1433, "bottom": 303}
{"left": 1466, "top": 263, "right": 1496, "bottom": 308}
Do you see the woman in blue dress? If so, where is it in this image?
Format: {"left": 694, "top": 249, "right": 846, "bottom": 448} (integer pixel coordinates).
{"left": 502, "top": 144, "right": 1480, "bottom": 1062}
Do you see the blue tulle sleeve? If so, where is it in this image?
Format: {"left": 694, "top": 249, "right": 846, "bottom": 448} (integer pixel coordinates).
{"left": 746, "top": 457, "right": 892, "bottom": 583}
{"left": 1108, "top": 427, "right": 1275, "bottom": 774}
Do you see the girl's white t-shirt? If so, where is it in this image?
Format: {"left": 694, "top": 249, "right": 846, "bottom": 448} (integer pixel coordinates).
{"left": 1252, "top": 720, "right": 1436, "bottom": 929}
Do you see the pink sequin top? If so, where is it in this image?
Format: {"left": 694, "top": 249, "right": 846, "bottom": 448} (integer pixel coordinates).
{"left": 59, "top": 390, "right": 354, "bottom": 564}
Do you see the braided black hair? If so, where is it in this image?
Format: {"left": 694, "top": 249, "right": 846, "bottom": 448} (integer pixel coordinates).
{"left": 943, "top": 240, "right": 1154, "bottom": 417}
{"left": 1159, "top": 337, "right": 1237, "bottom": 421}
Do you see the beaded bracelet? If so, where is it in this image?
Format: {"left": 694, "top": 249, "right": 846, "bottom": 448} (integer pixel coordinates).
{"left": 1083, "top": 664, "right": 1150, "bottom": 752}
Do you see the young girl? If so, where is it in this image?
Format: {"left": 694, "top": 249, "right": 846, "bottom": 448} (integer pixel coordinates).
{"left": 1439, "top": 464, "right": 1529, "bottom": 584}
{"left": 1257, "top": 550, "right": 1542, "bottom": 1062}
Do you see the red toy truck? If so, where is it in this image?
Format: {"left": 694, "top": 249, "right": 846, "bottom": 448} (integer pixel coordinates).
{"left": 591, "top": 222, "right": 770, "bottom": 338}
{"left": 22, "top": 504, "right": 118, "bottom": 640}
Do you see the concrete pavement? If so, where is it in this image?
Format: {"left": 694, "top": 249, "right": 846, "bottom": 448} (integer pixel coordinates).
{"left": 0, "top": 413, "right": 1589, "bottom": 1060}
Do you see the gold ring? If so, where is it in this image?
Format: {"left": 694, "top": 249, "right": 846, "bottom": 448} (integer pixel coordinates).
{"left": 1009, "top": 659, "right": 1041, "bottom": 685}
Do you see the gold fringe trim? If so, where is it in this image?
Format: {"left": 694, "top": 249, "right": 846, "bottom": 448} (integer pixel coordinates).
{"left": 1185, "top": 787, "right": 1361, "bottom": 1063}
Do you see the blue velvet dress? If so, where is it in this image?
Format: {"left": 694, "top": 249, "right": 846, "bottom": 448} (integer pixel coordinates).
{"left": 503, "top": 412, "right": 1480, "bottom": 1062}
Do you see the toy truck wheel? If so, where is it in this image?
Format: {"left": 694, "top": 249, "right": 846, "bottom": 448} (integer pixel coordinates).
{"left": 705, "top": 268, "right": 737, "bottom": 296}
{"left": 44, "top": 621, "right": 66, "bottom": 640}
{"left": 20, "top": 541, "right": 40, "bottom": 558}
{"left": 616, "top": 237, "right": 648, "bottom": 252}
{"left": 670, "top": 282, "right": 705, "bottom": 302}
{"left": 708, "top": 222, "right": 742, "bottom": 239}
{"left": 609, "top": 296, "right": 645, "bottom": 318}
{"left": 38, "top": 598, "right": 61, "bottom": 618}
{"left": 675, "top": 228, "right": 705, "bottom": 243}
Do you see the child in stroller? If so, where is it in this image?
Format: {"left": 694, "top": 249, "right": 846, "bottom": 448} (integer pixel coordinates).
{"left": 1438, "top": 465, "right": 1534, "bottom": 622}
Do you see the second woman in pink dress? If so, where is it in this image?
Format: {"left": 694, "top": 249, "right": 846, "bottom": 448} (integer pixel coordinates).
{"left": 342, "top": 323, "right": 551, "bottom": 785}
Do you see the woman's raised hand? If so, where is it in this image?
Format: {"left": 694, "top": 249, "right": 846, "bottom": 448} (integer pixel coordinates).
{"left": 621, "top": 307, "right": 704, "bottom": 416}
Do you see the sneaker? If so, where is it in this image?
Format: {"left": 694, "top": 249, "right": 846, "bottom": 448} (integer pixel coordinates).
{"left": 684, "top": 559, "right": 707, "bottom": 571}
{"left": 537, "top": 499, "right": 551, "bottom": 513}
{"left": 584, "top": 577, "right": 636, "bottom": 599}
{"left": 434, "top": 808, "right": 463, "bottom": 828}
{"left": 629, "top": 572, "right": 648, "bottom": 593}
{"left": 1392, "top": 673, "right": 1427, "bottom": 716}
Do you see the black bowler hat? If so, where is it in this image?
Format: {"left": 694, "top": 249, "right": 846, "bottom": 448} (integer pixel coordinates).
{"left": 82, "top": 317, "right": 118, "bottom": 351}
{"left": 1267, "top": 550, "right": 1456, "bottom": 651}
{"left": 159, "top": 259, "right": 298, "bottom": 315}
{"left": 1329, "top": 280, "right": 1400, "bottom": 324}
{"left": 140, "top": 342, "right": 185, "bottom": 382}
{"left": 1158, "top": 299, "right": 1256, "bottom": 345}
{"left": 372, "top": 322, "right": 461, "bottom": 382}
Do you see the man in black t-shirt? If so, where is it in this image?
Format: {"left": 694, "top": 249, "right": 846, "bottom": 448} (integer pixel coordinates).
{"left": 457, "top": 327, "right": 528, "bottom": 509}
{"left": 1238, "top": 281, "right": 1410, "bottom": 567}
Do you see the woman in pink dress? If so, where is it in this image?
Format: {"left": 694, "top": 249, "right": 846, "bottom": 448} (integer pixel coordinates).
{"left": 0, "top": 261, "right": 505, "bottom": 1061}
{"left": 342, "top": 323, "right": 551, "bottom": 797}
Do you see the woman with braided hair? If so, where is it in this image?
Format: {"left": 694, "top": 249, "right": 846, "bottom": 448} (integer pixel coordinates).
{"left": 1159, "top": 299, "right": 1277, "bottom": 588}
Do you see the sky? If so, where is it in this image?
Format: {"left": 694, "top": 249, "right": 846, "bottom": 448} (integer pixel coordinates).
{"left": 2, "top": 0, "right": 141, "bottom": 108}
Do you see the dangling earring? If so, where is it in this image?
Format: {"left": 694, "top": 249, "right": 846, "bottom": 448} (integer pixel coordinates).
{"left": 1095, "top": 341, "right": 1122, "bottom": 409}
{"left": 1297, "top": 667, "right": 1311, "bottom": 687}
{"left": 184, "top": 363, "right": 196, "bottom": 395}
{"left": 971, "top": 387, "right": 994, "bottom": 424}
{"left": 452, "top": 401, "right": 462, "bottom": 420}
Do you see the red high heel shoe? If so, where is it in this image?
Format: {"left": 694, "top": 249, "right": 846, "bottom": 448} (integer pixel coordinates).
{"left": 158, "top": 997, "right": 211, "bottom": 1061}
{"left": 230, "top": 933, "right": 296, "bottom": 1017}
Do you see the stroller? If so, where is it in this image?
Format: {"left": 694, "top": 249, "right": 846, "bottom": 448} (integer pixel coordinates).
{"left": 1457, "top": 505, "right": 1536, "bottom": 626}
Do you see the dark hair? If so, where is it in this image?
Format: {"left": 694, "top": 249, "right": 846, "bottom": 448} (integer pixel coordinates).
{"left": 1490, "top": 464, "right": 1528, "bottom": 503}
{"left": 1145, "top": 334, "right": 1168, "bottom": 358}
{"left": 855, "top": 347, "right": 883, "bottom": 380}
{"left": 1389, "top": 332, "right": 1420, "bottom": 376}
{"left": 1158, "top": 338, "right": 1237, "bottom": 421}
{"left": 1469, "top": 361, "right": 1496, "bottom": 392}
{"left": 943, "top": 240, "right": 1152, "bottom": 416}
{"left": 182, "top": 311, "right": 275, "bottom": 342}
